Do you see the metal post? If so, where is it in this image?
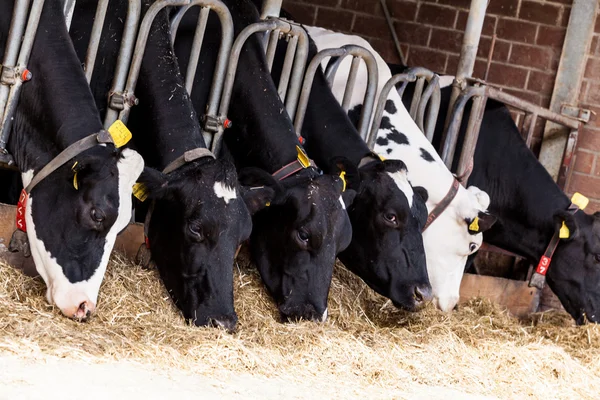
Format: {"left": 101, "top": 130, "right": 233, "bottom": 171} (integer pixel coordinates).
{"left": 260, "top": 0, "right": 282, "bottom": 19}
{"left": 341, "top": 56, "right": 361, "bottom": 112}
{"left": 62, "top": 0, "right": 77, "bottom": 30}
{"left": 185, "top": 6, "right": 210, "bottom": 95}
{"left": 455, "top": 93, "right": 486, "bottom": 182}
{"left": 83, "top": 0, "right": 110, "bottom": 83}
{"left": 277, "top": 34, "right": 298, "bottom": 104}
{"left": 403, "top": 67, "right": 441, "bottom": 142}
{"left": 264, "top": 29, "right": 280, "bottom": 71}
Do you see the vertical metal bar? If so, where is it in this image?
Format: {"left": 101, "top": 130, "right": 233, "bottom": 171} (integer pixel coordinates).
{"left": 185, "top": 6, "right": 210, "bottom": 95}
{"left": 521, "top": 112, "right": 537, "bottom": 148}
{"left": 341, "top": 56, "right": 360, "bottom": 112}
{"left": 277, "top": 34, "right": 297, "bottom": 106}
{"left": 83, "top": 0, "right": 110, "bottom": 83}
{"left": 264, "top": 29, "right": 280, "bottom": 72}
{"left": 456, "top": 94, "right": 487, "bottom": 182}
{"left": 409, "top": 76, "right": 424, "bottom": 121}
{"left": 63, "top": 0, "right": 77, "bottom": 30}
{"left": 0, "top": 0, "right": 45, "bottom": 151}
{"left": 170, "top": 4, "right": 189, "bottom": 43}
{"left": 417, "top": 75, "right": 441, "bottom": 142}
{"left": 260, "top": 0, "right": 282, "bottom": 19}
{"left": 556, "top": 129, "right": 578, "bottom": 189}
{"left": 283, "top": 27, "right": 308, "bottom": 121}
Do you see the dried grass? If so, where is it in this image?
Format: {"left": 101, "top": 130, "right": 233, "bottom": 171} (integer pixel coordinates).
{"left": 0, "top": 246, "right": 599, "bottom": 398}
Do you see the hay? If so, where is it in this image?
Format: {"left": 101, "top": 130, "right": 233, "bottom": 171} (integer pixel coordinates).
{"left": 0, "top": 246, "right": 599, "bottom": 398}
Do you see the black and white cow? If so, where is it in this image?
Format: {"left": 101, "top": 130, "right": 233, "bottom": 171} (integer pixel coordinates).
{"left": 0, "top": 0, "right": 143, "bottom": 319}
{"left": 305, "top": 27, "right": 497, "bottom": 312}
{"left": 173, "top": 0, "right": 354, "bottom": 322}
{"left": 70, "top": 1, "right": 273, "bottom": 330}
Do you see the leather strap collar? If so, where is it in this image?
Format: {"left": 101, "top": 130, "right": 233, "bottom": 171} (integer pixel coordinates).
{"left": 272, "top": 158, "right": 317, "bottom": 181}
{"left": 422, "top": 178, "right": 460, "bottom": 232}
{"left": 162, "top": 148, "right": 214, "bottom": 174}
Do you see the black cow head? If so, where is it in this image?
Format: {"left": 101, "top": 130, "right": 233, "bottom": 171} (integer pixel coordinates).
{"left": 240, "top": 167, "right": 354, "bottom": 323}
{"left": 140, "top": 157, "right": 273, "bottom": 331}
{"left": 338, "top": 158, "right": 432, "bottom": 311}
{"left": 22, "top": 146, "right": 143, "bottom": 320}
{"left": 547, "top": 210, "right": 600, "bottom": 325}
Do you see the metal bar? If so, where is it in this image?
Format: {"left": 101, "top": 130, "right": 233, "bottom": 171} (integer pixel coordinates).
{"left": 557, "top": 129, "right": 578, "bottom": 189}
{"left": 456, "top": 94, "right": 486, "bottom": 182}
{"left": 115, "top": 0, "right": 186, "bottom": 125}
{"left": 483, "top": 34, "right": 496, "bottom": 82}
{"left": 277, "top": 34, "right": 297, "bottom": 105}
{"left": 367, "top": 73, "right": 416, "bottom": 149}
{"left": 521, "top": 112, "right": 537, "bottom": 148}
{"left": 379, "top": 0, "right": 406, "bottom": 66}
{"left": 409, "top": 76, "right": 424, "bottom": 121}
{"left": 283, "top": 26, "right": 308, "bottom": 120}
{"left": 265, "top": 29, "right": 280, "bottom": 72}
{"left": 417, "top": 75, "right": 441, "bottom": 142}
{"left": 260, "top": 0, "right": 282, "bottom": 19}
{"left": 324, "top": 56, "right": 343, "bottom": 87}
{"left": 0, "top": 0, "right": 45, "bottom": 151}
{"left": 83, "top": 0, "right": 110, "bottom": 83}
{"left": 185, "top": 6, "right": 210, "bottom": 95}
{"left": 341, "top": 56, "right": 360, "bottom": 112}
{"left": 170, "top": 4, "right": 188, "bottom": 42}
{"left": 63, "top": 0, "right": 77, "bottom": 30}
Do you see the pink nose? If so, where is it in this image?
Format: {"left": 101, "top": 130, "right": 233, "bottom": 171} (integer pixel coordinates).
{"left": 60, "top": 298, "right": 96, "bottom": 321}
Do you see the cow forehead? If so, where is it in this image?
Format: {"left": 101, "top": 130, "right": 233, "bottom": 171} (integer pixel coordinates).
{"left": 386, "top": 170, "right": 413, "bottom": 208}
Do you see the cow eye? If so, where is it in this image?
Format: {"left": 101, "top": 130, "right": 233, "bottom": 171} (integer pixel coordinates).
{"left": 90, "top": 208, "right": 105, "bottom": 223}
{"left": 297, "top": 229, "right": 310, "bottom": 243}
{"left": 384, "top": 213, "right": 397, "bottom": 224}
{"left": 469, "top": 242, "right": 478, "bottom": 253}
{"left": 188, "top": 224, "right": 204, "bottom": 242}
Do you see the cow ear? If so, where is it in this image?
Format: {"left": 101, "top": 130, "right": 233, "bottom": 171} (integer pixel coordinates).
{"left": 328, "top": 156, "right": 360, "bottom": 190}
{"left": 413, "top": 186, "right": 429, "bottom": 203}
{"left": 342, "top": 189, "right": 357, "bottom": 208}
{"left": 136, "top": 167, "right": 169, "bottom": 199}
{"left": 238, "top": 167, "right": 285, "bottom": 203}
{"left": 554, "top": 209, "right": 579, "bottom": 241}
{"left": 241, "top": 185, "right": 276, "bottom": 215}
{"left": 466, "top": 212, "right": 497, "bottom": 234}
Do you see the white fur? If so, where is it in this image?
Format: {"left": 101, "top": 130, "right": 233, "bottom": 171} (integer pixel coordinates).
{"left": 387, "top": 170, "right": 413, "bottom": 208}
{"left": 339, "top": 195, "right": 346, "bottom": 210}
{"left": 306, "top": 26, "right": 492, "bottom": 312}
{"left": 213, "top": 181, "right": 237, "bottom": 204}
{"left": 24, "top": 149, "right": 143, "bottom": 317}
{"left": 321, "top": 307, "right": 328, "bottom": 322}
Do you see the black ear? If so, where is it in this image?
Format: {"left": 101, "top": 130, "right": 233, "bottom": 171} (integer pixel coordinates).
{"left": 137, "top": 167, "right": 169, "bottom": 199}
{"left": 467, "top": 211, "right": 497, "bottom": 234}
{"left": 554, "top": 209, "right": 579, "bottom": 240}
{"left": 413, "top": 186, "right": 429, "bottom": 203}
{"left": 329, "top": 156, "right": 361, "bottom": 191}
{"left": 382, "top": 159, "right": 408, "bottom": 173}
{"left": 238, "top": 167, "right": 285, "bottom": 203}
{"left": 241, "top": 185, "right": 276, "bottom": 215}
{"left": 342, "top": 189, "right": 357, "bottom": 208}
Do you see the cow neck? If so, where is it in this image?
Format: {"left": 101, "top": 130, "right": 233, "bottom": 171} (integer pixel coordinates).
{"left": 469, "top": 101, "right": 570, "bottom": 262}
{"left": 129, "top": 10, "right": 206, "bottom": 172}
{"left": 7, "top": 0, "right": 104, "bottom": 173}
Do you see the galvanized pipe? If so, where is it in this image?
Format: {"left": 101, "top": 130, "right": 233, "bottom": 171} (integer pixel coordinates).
{"left": 185, "top": 6, "right": 210, "bottom": 95}
{"left": 341, "top": 56, "right": 360, "bottom": 112}
{"left": 404, "top": 67, "right": 441, "bottom": 141}
{"left": 260, "top": 0, "right": 282, "bottom": 19}
{"left": 367, "top": 72, "right": 416, "bottom": 149}
{"left": 324, "top": 56, "right": 343, "bottom": 87}
{"left": 170, "top": 4, "right": 188, "bottom": 42}
{"left": 409, "top": 77, "right": 424, "bottom": 120}
{"left": 277, "top": 34, "right": 298, "bottom": 105}
{"left": 282, "top": 24, "right": 308, "bottom": 120}
{"left": 0, "top": 0, "right": 45, "bottom": 151}
{"left": 456, "top": 93, "right": 486, "bottom": 182}
{"left": 63, "top": 0, "right": 77, "bottom": 30}
{"left": 84, "top": 0, "right": 110, "bottom": 83}
{"left": 295, "top": 45, "right": 379, "bottom": 141}
{"left": 265, "top": 29, "right": 280, "bottom": 71}
{"left": 104, "top": 0, "right": 142, "bottom": 127}
{"left": 521, "top": 112, "right": 537, "bottom": 148}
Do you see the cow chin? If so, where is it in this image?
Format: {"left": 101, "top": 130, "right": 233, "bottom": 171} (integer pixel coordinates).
{"left": 279, "top": 302, "right": 326, "bottom": 323}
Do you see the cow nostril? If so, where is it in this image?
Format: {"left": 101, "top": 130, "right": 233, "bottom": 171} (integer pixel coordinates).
{"left": 414, "top": 285, "right": 433, "bottom": 305}
{"left": 90, "top": 208, "right": 105, "bottom": 222}
{"left": 414, "top": 287, "right": 424, "bottom": 303}
{"left": 78, "top": 302, "right": 87, "bottom": 312}
{"left": 208, "top": 316, "right": 237, "bottom": 332}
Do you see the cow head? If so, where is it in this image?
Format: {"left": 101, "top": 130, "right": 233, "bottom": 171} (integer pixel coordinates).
{"left": 424, "top": 186, "right": 496, "bottom": 312}
{"left": 22, "top": 146, "right": 143, "bottom": 320}
{"left": 240, "top": 167, "right": 354, "bottom": 322}
{"left": 338, "top": 158, "right": 432, "bottom": 311}
{"left": 139, "top": 157, "right": 272, "bottom": 331}
{"left": 547, "top": 211, "right": 600, "bottom": 324}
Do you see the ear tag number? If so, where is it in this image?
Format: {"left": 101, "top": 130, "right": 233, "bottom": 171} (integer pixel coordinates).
{"left": 296, "top": 145, "right": 310, "bottom": 168}
{"left": 571, "top": 192, "right": 589, "bottom": 210}
{"left": 132, "top": 182, "right": 149, "bottom": 202}
{"left": 469, "top": 217, "right": 479, "bottom": 232}
{"left": 108, "top": 120, "right": 132, "bottom": 148}
{"left": 339, "top": 170, "right": 347, "bottom": 192}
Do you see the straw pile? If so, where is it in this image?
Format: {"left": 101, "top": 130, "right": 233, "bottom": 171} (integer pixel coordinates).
{"left": 0, "top": 247, "right": 599, "bottom": 398}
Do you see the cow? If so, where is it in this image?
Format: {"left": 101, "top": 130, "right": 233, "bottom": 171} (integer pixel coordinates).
{"left": 69, "top": 0, "right": 273, "bottom": 331}
{"left": 173, "top": 0, "right": 354, "bottom": 322}
{"left": 251, "top": 3, "right": 433, "bottom": 311}
{"left": 0, "top": 0, "right": 144, "bottom": 320}
{"left": 303, "top": 26, "right": 497, "bottom": 312}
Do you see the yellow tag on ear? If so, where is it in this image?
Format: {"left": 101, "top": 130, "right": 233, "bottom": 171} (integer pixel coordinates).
{"left": 378, "top": 154, "right": 386, "bottom": 161}
{"left": 559, "top": 222, "right": 570, "bottom": 239}
{"left": 339, "top": 170, "right": 347, "bottom": 192}
{"left": 132, "top": 182, "right": 149, "bottom": 202}
{"left": 72, "top": 161, "right": 79, "bottom": 190}
{"left": 469, "top": 217, "right": 479, "bottom": 232}
{"left": 265, "top": 201, "right": 271, "bottom": 207}
{"left": 108, "top": 120, "right": 132, "bottom": 148}
{"left": 296, "top": 145, "right": 310, "bottom": 168}
{"left": 571, "top": 192, "right": 589, "bottom": 210}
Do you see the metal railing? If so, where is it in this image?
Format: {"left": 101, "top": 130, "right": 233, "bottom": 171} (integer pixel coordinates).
{"left": 402, "top": 67, "right": 441, "bottom": 142}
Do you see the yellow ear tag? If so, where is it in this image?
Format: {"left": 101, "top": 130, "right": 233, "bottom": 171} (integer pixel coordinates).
{"left": 132, "top": 182, "right": 149, "bottom": 202}
{"left": 559, "top": 222, "right": 570, "bottom": 239}
{"left": 378, "top": 154, "right": 386, "bottom": 161}
{"left": 339, "top": 170, "right": 347, "bottom": 192}
{"left": 108, "top": 120, "right": 132, "bottom": 148}
{"left": 72, "top": 161, "right": 79, "bottom": 190}
{"left": 469, "top": 216, "right": 479, "bottom": 232}
{"left": 571, "top": 192, "right": 589, "bottom": 210}
{"left": 265, "top": 201, "right": 271, "bottom": 207}
{"left": 296, "top": 145, "right": 310, "bottom": 168}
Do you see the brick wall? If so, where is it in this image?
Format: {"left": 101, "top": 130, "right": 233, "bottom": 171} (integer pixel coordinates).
{"left": 282, "top": 0, "right": 600, "bottom": 212}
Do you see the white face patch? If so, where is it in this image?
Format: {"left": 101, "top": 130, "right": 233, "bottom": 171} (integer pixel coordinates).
{"left": 386, "top": 170, "right": 413, "bottom": 208}
{"left": 213, "top": 181, "right": 237, "bottom": 204}
{"left": 339, "top": 195, "right": 346, "bottom": 210}
{"left": 24, "top": 149, "right": 143, "bottom": 318}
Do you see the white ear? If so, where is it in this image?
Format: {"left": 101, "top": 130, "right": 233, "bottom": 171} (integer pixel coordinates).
{"left": 118, "top": 149, "right": 144, "bottom": 186}
{"left": 466, "top": 185, "right": 490, "bottom": 211}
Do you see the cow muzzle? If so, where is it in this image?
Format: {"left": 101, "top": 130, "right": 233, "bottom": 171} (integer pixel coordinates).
{"left": 50, "top": 287, "right": 96, "bottom": 322}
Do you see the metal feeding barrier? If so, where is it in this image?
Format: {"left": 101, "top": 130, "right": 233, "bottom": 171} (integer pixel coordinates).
{"left": 440, "top": 80, "right": 583, "bottom": 187}
{"left": 294, "top": 45, "right": 378, "bottom": 142}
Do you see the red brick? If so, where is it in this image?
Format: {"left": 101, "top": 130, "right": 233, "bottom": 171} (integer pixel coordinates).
{"left": 477, "top": 38, "right": 511, "bottom": 62}
{"left": 584, "top": 199, "right": 600, "bottom": 214}
{"left": 352, "top": 15, "right": 389, "bottom": 38}
{"left": 568, "top": 173, "right": 600, "bottom": 199}
{"left": 343, "top": 0, "right": 378, "bottom": 14}
{"left": 456, "top": 11, "right": 496, "bottom": 36}
{"left": 504, "top": 88, "right": 542, "bottom": 106}
{"left": 596, "top": 14, "right": 600, "bottom": 33}
{"left": 577, "top": 126, "right": 600, "bottom": 152}
{"left": 547, "top": 0, "right": 572, "bottom": 4}
{"left": 315, "top": 7, "right": 354, "bottom": 32}
{"left": 520, "top": 1, "right": 561, "bottom": 25}
{"left": 446, "top": 56, "right": 487, "bottom": 78}
{"left": 437, "top": 0, "right": 471, "bottom": 8}
{"left": 573, "top": 151, "right": 595, "bottom": 174}
{"left": 487, "top": 0, "right": 519, "bottom": 17}
{"left": 509, "top": 43, "right": 552, "bottom": 70}
{"left": 429, "top": 28, "right": 463, "bottom": 54}
{"left": 580, "top": 104, "right": 600, "bottom": 128}
{"left": 591, "top": 36, "right": 600, "bottom": 56}
{"left": 387, "top": 0, "right": 418, "bottom": 21}
{"left": 558, "top": 6, "right": 571, "bottom": 27}
{"left": 394, "top": 21, "right": 431, "bottom": 47}
{"left": 536, "top": 26, "right": 566, "bottom": 48}
{"left": 417, "top": 4, "right": 457, "bottom": 29}
{"left": 527, "top": 70, "right": 556, "bottom": 96}
{"left": 408, "top": 47, "right": 447, "bottom": 72}
{"left": 370, "top": 38, "right": 403, "bottom": 65}
{"left": 300, "top": 0, "right": 339, "bottom": 7}
{"left": 281, "top": 2, "right": 316, "bottom": 24}
{"left": 496, "top": 19, "right": 538, "bottom": 44}
{"left": 587, "top": 82, "right": 600, "bottom": 105}
{"left": 585, "top": 57, "right": 600, "bottom": 80}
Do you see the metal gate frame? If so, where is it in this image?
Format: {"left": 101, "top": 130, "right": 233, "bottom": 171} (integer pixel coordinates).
{"left": 294, "top": 44, "right": 378, "bottom": 142}
{"left": 402, "top": 67, "right": 441, "bottom": 142}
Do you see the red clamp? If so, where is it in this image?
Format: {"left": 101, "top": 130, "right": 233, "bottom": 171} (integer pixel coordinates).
{"left": 21, "top": 69, "right": 32, "bottom": 82}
